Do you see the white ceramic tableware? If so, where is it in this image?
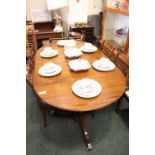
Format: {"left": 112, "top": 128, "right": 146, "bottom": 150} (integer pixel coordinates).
{"left": 64, "top": 40, "right": 76, "bottom": 49}
{"left": 53, "top": 25, "right": 63, "bottom": 32}
{"left": 92, "top": 57, "right": 115, "bottom": 71}
{"left": 80, "top": 44, "right": 97, "bottom": 53}
{"left": 38, "top": 62, "right": 62, "bottom": 77}
{"left": 64, "top": 48, "right": 82, "bottom": 58}
{"left": 40, "top": 49, "right": 59, "bottom": 58}
{"left": 72, "top": 78, "right": 102, "bottom": 98}
{"left": 68, "top": 59, "right": 90, "bottom": 71}
{"left": 57, "top": 40, "right": 76, "bottom": 47}
{"left": 84, "top": 43, "right": 93, "bottom": 50}
{"left": 57, "top": 40, "right": 67, "bottom": 46}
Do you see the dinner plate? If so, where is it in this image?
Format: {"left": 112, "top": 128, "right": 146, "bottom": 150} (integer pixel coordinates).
{"left": 69, "top": 59, "right": 91, "bottom": 71}
{"left": 38, "top": 65, "right": 62, "bottom": 77}
{"left": 64, "top": 48, "right": 82, "bottom": 58}
{"left": 80, "top": 46, "right": 97, "bottom": 53}
{"left": 40, "top": 50, "right": 59, "bottom": 58}
{"left": 92, "top": 60, "right": 115, "bottom": 71}
{"left": 57, "top": 40, "right": 68, "bottom": 46}
{"left": 72, "top": 78, "right": 102, "bottom": 98}
{"left": 57, "top": 40, "right": 76, "bottom": 47}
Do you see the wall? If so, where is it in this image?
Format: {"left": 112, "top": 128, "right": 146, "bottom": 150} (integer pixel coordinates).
{"left": 69, "top": 0, "right": 88, "bottom": 24}
{"left": 87, "top": 0, "right": 103, "bottom": 15}
{"left": 26, "top": 0, "right": 103, "bottom": 21}
{"left": 26, "top": 0, "right": 51, "bottom": 21}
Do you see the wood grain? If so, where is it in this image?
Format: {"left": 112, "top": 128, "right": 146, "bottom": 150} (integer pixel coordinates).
{"left": 33, "top": 40, "right": 126, "bottom": 112}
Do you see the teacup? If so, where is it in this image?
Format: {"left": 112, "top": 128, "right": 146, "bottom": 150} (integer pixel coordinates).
{"left": 99, "top": 58, "right": 109, "bottom": 68}
{"left": 80, "top": 84, "right": 93, "bottom": 93}
{"left": 100, "top": 58, "right": 109, "bottom": 63}
{"left": 43, "top": 47, "right": 52, "bottom": 55}
{"left": 44, "top": 47, "right": 52, "bottom": 52}
{"left": 84, "top": 43, "right": 93, "bottom": 50}
{"left": 44, "top": 62, "right": 56, "bottom": 73}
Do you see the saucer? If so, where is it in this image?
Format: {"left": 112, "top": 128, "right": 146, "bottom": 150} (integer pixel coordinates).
{"left": 38, "top": 62, "right": 62, "bottom": 77}
{"left": 72, "top": 78, "right": 102, "bottom": 98}
{"left": 92, "top": 58, "right": 115, "bottom": 71}
{"left": 40, "top": 49, "right": 59, "bottom": 58}
{"left": 80, "top": 45, "right": 97, "bottom": 53}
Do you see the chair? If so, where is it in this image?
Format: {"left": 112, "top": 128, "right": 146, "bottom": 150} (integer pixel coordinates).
{"left": 26, "top": 59, "right": 49, "bottom": 127}
{"left": 116, "top": 89, "right": 129, "bottom": 112}
{"left": 110, "top": 49, "right": 122, "bottom": 63}
{"left": 116, "top": 72, "right": 129, "bottom": 112}
{"left": 26, "top": 48, "right": 35, "bottom": 67}
{"left": 100, "top": 40, "right": 116, "bottom": 59}
{"left": 26, "top": 27, "right": 38, "bottom": 52}
{"left": 115, "top": 50, "right": 129, "bottom": 76}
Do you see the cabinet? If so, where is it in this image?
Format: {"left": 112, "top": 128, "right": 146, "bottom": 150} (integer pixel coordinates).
{"left": 101, "top": 0, "right": 129, "bottom": 52}
{"left": 100, "top": 0, "right": 129, "bottom": 76}
{"left": 70, "top": 25, "right": 94, "bottom": 43}
{"left": 33, "top": 21, "right": 64, "bottom": 48}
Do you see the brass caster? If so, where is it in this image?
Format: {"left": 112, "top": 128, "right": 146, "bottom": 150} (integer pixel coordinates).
{"left": 87, "top": 143, "right": 92, "bottom": 151}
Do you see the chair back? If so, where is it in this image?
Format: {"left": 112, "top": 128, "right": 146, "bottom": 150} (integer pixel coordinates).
{"left": 26, "top": 27, "right": 38, "bottom": 52}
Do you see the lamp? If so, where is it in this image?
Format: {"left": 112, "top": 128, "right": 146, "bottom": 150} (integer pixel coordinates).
{"left": 47, "top": 0, "right": 69, "bottom": 33}
{"left": 47, "top": 0, "right": 68, "bottom": 10}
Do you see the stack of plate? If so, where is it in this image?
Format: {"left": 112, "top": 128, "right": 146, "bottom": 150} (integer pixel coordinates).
{"left": 80, "top": 43, "right": 97, "bottom": 53}
{"left": 38, "top": 62, "right": 62, "bottom": 77}
{"left": 72, "top": 78, "right": 102, "bottom": 98}
{"left": 92, "top": 57, "right": 115, "bottom": 71}
{"left": 40, "top": 47, "right": 59, "bottom": 58}
{"left": 64, "top": 48, "right": 82, "bottom": 58}
{"left": 69, "top": 59, "right": 90, "bottom": 72}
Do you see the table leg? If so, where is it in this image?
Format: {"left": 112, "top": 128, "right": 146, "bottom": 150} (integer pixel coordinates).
{"left": 80, "top": 113, "right": 92, "bottom": 150}
{"left": 90, "top": 110, "right": 95, "bottom": 118}
{"left": 38, "top": 101, "right": 47, "bottom": 127}
{"left": 116, "top": 97, "right": 123, "bottom": 113}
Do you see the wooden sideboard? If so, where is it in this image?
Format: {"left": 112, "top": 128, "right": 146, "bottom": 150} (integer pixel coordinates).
{"left": 27, "top": 21, "right": 64, "bottom": 48}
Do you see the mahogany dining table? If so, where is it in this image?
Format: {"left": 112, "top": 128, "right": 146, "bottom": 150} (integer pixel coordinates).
{"left": 33, "top": 40, "right": 126, "bottom": 150}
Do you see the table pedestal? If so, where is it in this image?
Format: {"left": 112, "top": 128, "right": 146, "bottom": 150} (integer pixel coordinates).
{"left": 80, "top": 113, "right": 92, "bottom": 150}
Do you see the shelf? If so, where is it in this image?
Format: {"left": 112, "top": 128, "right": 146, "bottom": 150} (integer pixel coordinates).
{"left": 104, "top": 29, "right": 127, "bottom": 40}
{"left": 103, "top": 29, "right": 127, "bottom": 48}
{"left": 104, "top": 40, "right": 123, "bottom": 51}
{"left": 106, "top": 7, "right": 129, "bottom": 16}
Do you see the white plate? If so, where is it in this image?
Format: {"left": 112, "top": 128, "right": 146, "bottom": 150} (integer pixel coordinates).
{"left": 80, "top": 46, "right": 97, "bottom": 53}
{"left": 64, "top": 48, "right": 82, "bottom": 58}
{"left": 72, "top": 78, "right": 102, "bottom": 98}
{"left": 38, "top": 65, "right": 62, "bottom": 77}
{"left": 40, "top": 50, "right": 59, "bottom": 58}
{"left": 57, "top": 40, "right": 76, "bottom": 47}
{"left": 92, "top": 60, "right": 115, "bottom": 71}
{"left": 57, "top": 40, "right": 68, "bottom": 46}
{"left": 69, "top": 59, "right": 91, "bottom": 71}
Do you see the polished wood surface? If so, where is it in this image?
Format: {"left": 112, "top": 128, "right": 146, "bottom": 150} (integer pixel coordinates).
{"left": 33, "top": 40, "right": 126, "bottom": 112}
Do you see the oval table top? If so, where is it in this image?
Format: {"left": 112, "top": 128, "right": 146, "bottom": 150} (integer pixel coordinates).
{"left": 33, "top": 40, "right": 126, "bottom": 112}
